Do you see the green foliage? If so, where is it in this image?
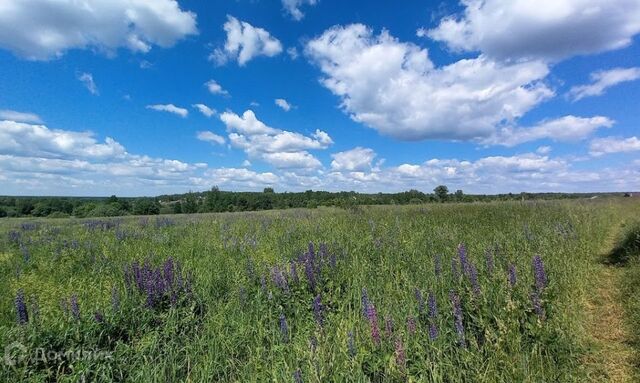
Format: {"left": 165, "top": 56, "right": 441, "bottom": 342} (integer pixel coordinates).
{"left": 1, "top": 199, "right": 638, "bottom": 381}
{"left": 434, "top": 185, "right": 449, "bottom": 202}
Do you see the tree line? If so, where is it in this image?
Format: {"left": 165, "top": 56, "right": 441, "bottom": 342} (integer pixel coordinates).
{"left": 0, "top": 186, "right": 623, "bottom": 218}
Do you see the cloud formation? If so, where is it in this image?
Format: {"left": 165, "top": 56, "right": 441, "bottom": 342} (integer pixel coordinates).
{"left": 568, "top": 67, "right": 640, "bottom": 101}
{"left": 210, "top": 16, "right": 282, "bottom": 66}
{"left": 146, "top": 104, "right": 188, "bottom": 118}
{"left": 0, "top": 0, "right": 197, "bottom": 60}
{"left": 282, "top": 0, "right": 318, "bottom": 21}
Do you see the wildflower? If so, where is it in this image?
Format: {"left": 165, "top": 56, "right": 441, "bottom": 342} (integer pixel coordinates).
{"left": 15, "top": 289, "right": 28, "bottom": 325}
{"left": 427, "top": 291, "right": 438, "bottom": 318}
{"left": 279, "top": 313, "right": 289, "bottom": 342}
{"left": 468, "top": 263, "right": 481, "bottom": 298}
{"left": 458, "top": 243, "right": 470, "bottom": 275}
{"left": 449, "top": 291, "right": 466, "bottom": 347}
{"left": 394, "top": 338, "right": 406, "bottom": 371}
{"left": 20, "top": 244, "right": 30, "bottom": 263}
{"left": 313, "top": 295, "right": 324, "bottom": 327}
{"left": 508, "top": 264, "right": 517, "bottom": 287}
{"left": 407, "top": 316, "right": 416, "bottom": 334}
{"left": 366, "top": 302, "right": 381, "bottom": 346}
{"left": 531, "top": 291, "right": 545, "bottom": 319}
{"left": 304, "top": 257, "right": 316, "bottom": 291}
{"left": 532, "top": 255, "right": 547, "bottom": 292}
{"left": 290, "top": 260, "right": 299, "bottom": 284}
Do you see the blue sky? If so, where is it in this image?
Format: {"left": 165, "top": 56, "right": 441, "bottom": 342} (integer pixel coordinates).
{"left": 0, "top": 0, "right": 639, "bottom": 196}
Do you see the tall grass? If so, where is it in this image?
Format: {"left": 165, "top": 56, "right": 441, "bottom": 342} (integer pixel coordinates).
{"left": 0, "top": 199, "right": 638, "bottom": 382}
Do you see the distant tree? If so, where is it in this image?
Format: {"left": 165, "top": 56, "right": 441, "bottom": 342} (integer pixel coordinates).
{"left": 454, "top": 189, "right": 464, "bottom": 201}
{"left": 107, "top": 195, "right": 118, "bottom": 204}
{"left": 263, "top": 187, "right": 274, "bottom": 194}
{"left": 434, "top": 185, "right": 449, "bottom": 202}
{"left": 133, "top": 199, "right": 160, "bottom": 215}
{"left": 183, "top": 192, "right": 198, "bottom": 214}
{"left": 173, "top": 201, "right": 183, "bottom": 214}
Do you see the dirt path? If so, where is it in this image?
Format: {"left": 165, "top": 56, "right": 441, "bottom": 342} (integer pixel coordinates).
{"left": 585, "top": 264, "right": 635, "bottom": 382}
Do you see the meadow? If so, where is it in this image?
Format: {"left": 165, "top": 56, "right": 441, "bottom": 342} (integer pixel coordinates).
{"left": 1, "top": 199, "right": 639, "bottom": 382}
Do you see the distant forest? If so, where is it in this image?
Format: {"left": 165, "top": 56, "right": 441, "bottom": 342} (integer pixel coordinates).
{"left": 0, "top": 186, "right": 631, "bottom": 218}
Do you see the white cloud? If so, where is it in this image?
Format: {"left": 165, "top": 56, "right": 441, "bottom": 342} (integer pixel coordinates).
{"left": 205, "top": 80, "right": 229, "bottom": 96}
{"left": 192, "top": 104, "right": 216, "bottom": 117}
{"left": 590, "top": 136, "right": 640, "bottom": 156}
{"left": 0, "top": 110, "right": 42, "bottom": 124}
{"left": 282, "top": 0, "right": 318, "bottom": 21}
{"left": 306, "top": 24, "right": 553, "bottom": 141}
{"left": 220, "top": 110, "right": 332, "bottom": 169}
{"left": 204, "top": 168, "right": 279, "bottom": 187}
{"left": 485, "top": 115, "right": 614, "bottom": 147}
{"left": 536, "top": 146, "right": 552, "bottom": 155}
{"left": 210, "top": 16, "right": 282, "bottom": 66}
{"left": 275, "top": 98, "right": 293, "bottom": 111}
{"left": 427, "top": 0, "right": 640, "bottom": 61}
{"left": 331, "top": 147, "right": 377, "bottom": 171}
{"left": 287, "top": 47, "right": 299, "bottom": 59}
{"left": 146, "top": 104, "right": 188, "bottom": 118}
{"left": 568, "top": 67, "right": 640, "bottom": 101}
{"left": 0, "top": 120, "right": 126, "bottom": 160}
{"left": 0, "top": 0, "right": 197, "bottom": 60}
{"left": 78, "top": 73, "right": 98, "bottom": 95}
{"left": 197, "top": 131, "right": 225, "bottom": 145}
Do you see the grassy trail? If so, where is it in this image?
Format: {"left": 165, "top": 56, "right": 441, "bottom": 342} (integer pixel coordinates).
{"left": 585, "top": 223, "right": 638, "bottom": 382}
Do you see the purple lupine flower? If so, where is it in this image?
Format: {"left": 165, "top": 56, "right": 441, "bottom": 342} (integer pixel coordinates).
{"left": 468, "top": 263, "right": 481, "bottom": 298}
{"left": 449, "top": 291, "right": 466, "bottom": 348}
{"left": 163, "top": 257, "right": 175, "bottom": 288}
{"left": 304, "top": 257, "right": 316, "bottom": 291}
{"left": 532, "top": 255, "right": 547, "bottom": 292}
{"left": 271, "top": 266, "right": 290, "bottom": 294}
{"left": 94, "top": 311, "right": 104, "bottom": 323}
{"left": 15, "top": 289, "right": 28, "bottom": 325}
{"left": 384, "top": 315, "right": 394, "bottom": 338}
{"left": 427, "top": 291, "right": 438, "bottom": 318}
{"left": 365, "top": 302, "right": 381, "bottom": 346}
{"left": 485, "top": 248, "right": 495, "bottom": 275}
{"left": 347, "top": 331, "right": 356, "bottom": 357}
{"left": 415, "top": 288, "right": 424, "bottom": 315}
{"left": 361, "top": 288, "right": 370, "bottom": 318}
{"left": 428, "top": 322, "right": 438, "bottom": 340}
{"left": 111, "top": 287, "right": 120, "bottom": 311}
{"left": 70, "top": 294, "right": 80, "bottom": 321}
{"left": 531, "top": 291, "right": 545, "bottom": 319}
{"left": 394, "top": 338, "right": 406, "bottom": 371}
{"left": 407, "top": 316, "right": 417, "bottom": 334}
{"left": 279, "top": 313, "right": 289, "bottom": 343}
{"left": 293, "top": 369, "right": 303, "bottom": 383}
{"left": 458, "top": 243, "right": 470, "bottom": 276}
{"left": 434, "top": 254, "right": 442, "bottom": 277}
{"left": 508, "top": 264, "right": 517, "bottom": 287}
{"left": 313, "top": 295, "right": 324, "bottom": 327}
{"left": 289, "top": 260, "right": 299, "bottom": 284}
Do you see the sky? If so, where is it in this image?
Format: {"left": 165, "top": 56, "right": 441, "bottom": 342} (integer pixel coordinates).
{"left": 0, "top": 0, "right": 639, "bottom": 196}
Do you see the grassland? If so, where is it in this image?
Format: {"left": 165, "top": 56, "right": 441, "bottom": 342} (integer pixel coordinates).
{"left": 1, "top": 198, "right": 639, "bottom": 382}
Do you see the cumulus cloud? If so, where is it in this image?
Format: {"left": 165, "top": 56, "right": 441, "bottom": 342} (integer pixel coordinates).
{"left": 306, "top": 24, "right": 553, "bottom": 141}
{"left": 77, "top": 72, "right": 98, "bottom": 95}
{"left": 282, "top": 0, "right": 318, "bottom": 21}
{"left": 204, "top": 168, "right": 279, "bottom": 187}
{"left": 196, "top": 131, "right": 225, "bottom": 145}
{"left": 205, "top": 80, "right": 229, "bottom": 96}
{"left": 275, "top": 98, "right": 293, "bottom": 111}
{"left": 210, "top": 16, "right": 282, "bottom": 66}
{"left": 0, "top": 0, "right": 197, "bottom": 60}
{"left": 568, "top": 67, "right": 640, "bottom": 101}
{"left": 146, "top": 104, "right": 188, "bottom": 118}
{"left": 331, "top": 147, "right": 377, "bottom": 171}
{"left": 485, "top": 115, "right": 614, "bottom": 147}
{"left": 220, "top": 110, "right": 332, "bottom": 169}
{"left": 590, "top": 136, "right": 640, "bottom": 156}
{"left": 427, "top": 0, "right": 640, "bottom": 61}
{"left": 192, "top": 104, "right": 216, "bottom": 117}
{"left": 0, "top": 110, "right": 42, "bottom": 124}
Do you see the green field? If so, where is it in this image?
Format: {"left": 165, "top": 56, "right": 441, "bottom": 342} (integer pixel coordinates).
{"left": 1, "top": 199, "right": 639, "bottom": 382}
